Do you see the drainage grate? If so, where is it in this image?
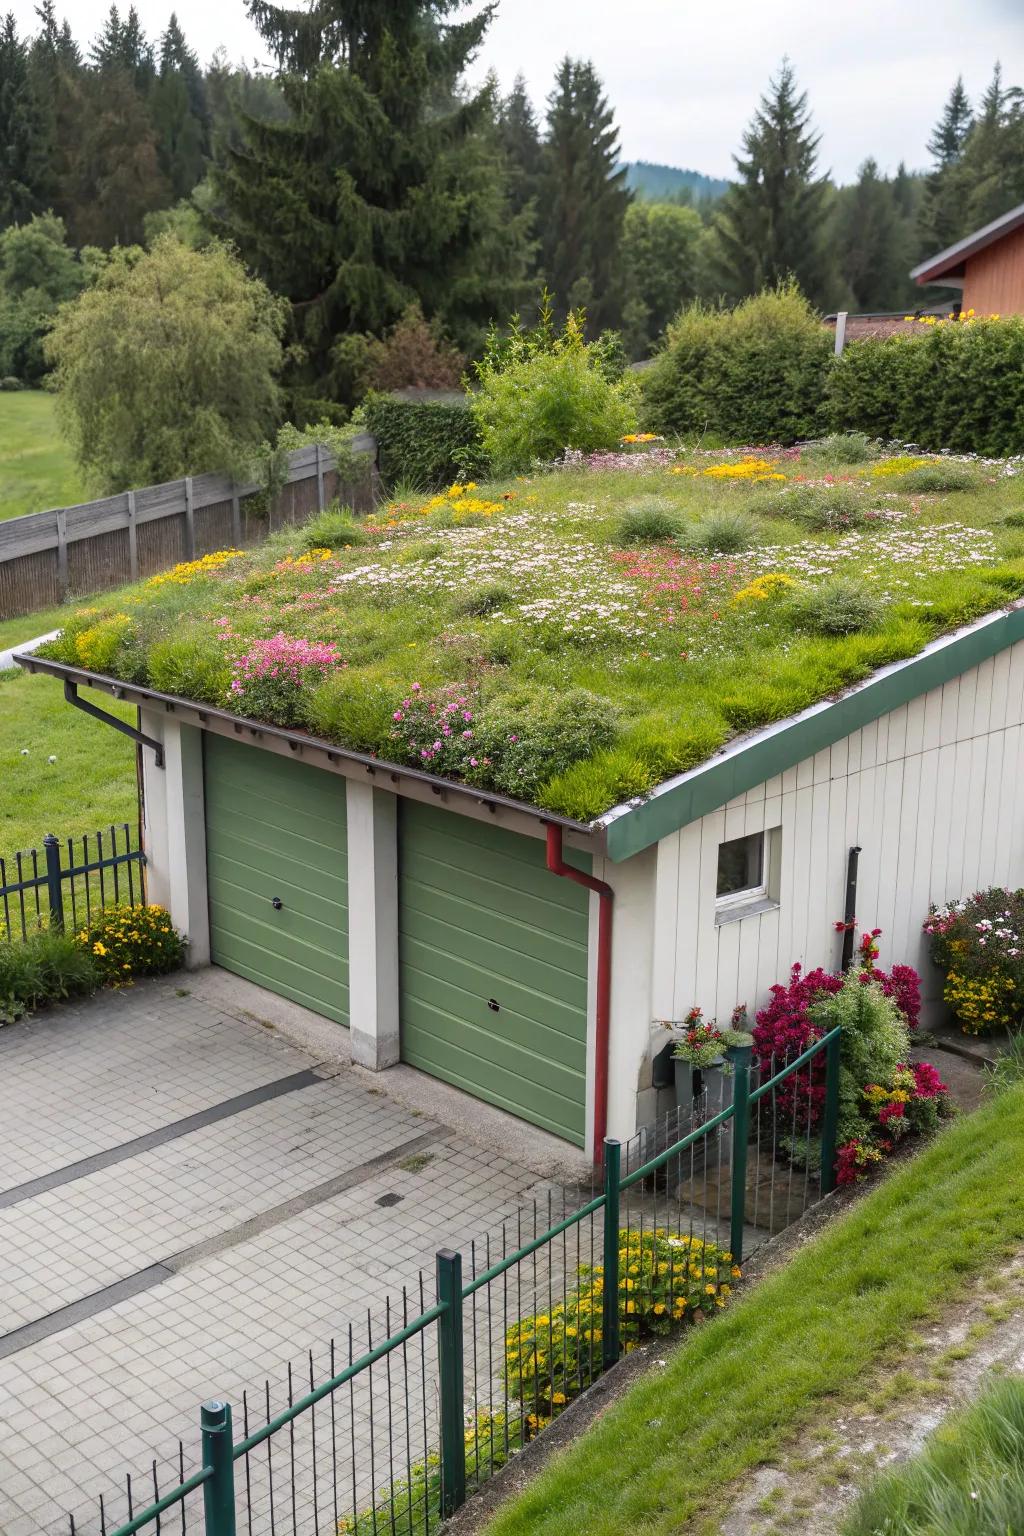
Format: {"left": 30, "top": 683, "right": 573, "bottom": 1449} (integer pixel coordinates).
{"left": 375, "top": 1192, "right": 403, "bottom": 1208}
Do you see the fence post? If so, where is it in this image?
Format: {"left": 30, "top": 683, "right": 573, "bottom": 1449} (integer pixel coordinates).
{"left": 56, "top": 508, "right": 68, "bottom": 598}
{"left": 126, "top": 490, "right": 138, "bottom": 581}
{"left": 601, "top": 1137, "right": 621, "bottom": 1371}
{"left": 230, "top": 490, "right": 242, "bottom": 548}
{"left": 819, "top": 1030, "right": 842, "bottom": 1194}
{"left": 184, "top": 476, "right": 196, "bottom": 560}
{"left": 200, "top": 1400, "right": 236, "bottom": 1536}
{"left": 43, "top": 834, "right": 64, "bottom": 932}
{"left": 436, "top": 1248, "right": 466, "bottom": 1518}
{"left": 729, "top": 1053, "right": 751, "bottom": 1266}
{"left": 315, "top": 442, "right": 325, "bottom": 510}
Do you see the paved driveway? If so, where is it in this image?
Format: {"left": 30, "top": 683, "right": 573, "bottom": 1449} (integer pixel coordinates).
{"left": 0, "top": 975, "right": 573, "bottom": 1535}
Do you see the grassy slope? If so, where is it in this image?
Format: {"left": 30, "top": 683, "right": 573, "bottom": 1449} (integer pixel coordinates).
{"left": 0, "top": 600, "right": 98, "bottom": 653}
{"left": 483, "top": 1089, "right": 1024, "bottom": 1536}
{"left": 0, "top": 670, "right": 136, "bottom": 862}
{"left": 0, "top": 390, "right": 84, "bottom": 523}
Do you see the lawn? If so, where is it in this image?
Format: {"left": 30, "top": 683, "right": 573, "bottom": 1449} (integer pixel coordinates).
{"left": 481, "top": 1084, "right": 1024, "bottom": 1536}
{"left": 0, "top": 388, "right": 85, "bottom": 523}
{"left": 0, "top": 669, "right": 137, "bottom": 864}
{"left": 29, "top": 439, "right": 1024, "bottom": 823}
{"left": 0, "top": 598, "right": 99, "bottom": 654}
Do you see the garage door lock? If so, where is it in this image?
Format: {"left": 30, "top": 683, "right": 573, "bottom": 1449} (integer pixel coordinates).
{"left": 271, "top": 896, "right": 283, "bottom": 910}
{"left": 487, "top": 998, "right": 500, "bottom": 1012}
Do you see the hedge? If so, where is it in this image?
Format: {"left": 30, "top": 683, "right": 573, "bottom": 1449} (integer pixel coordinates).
{"left": 828, "top": 316, "right": 1024, "bottom": 457}
{"left": 359, "top": 391, "right": 484, "bottom": 489}
{"left": 640, "top": 284, "right": 832, "bottom": 446}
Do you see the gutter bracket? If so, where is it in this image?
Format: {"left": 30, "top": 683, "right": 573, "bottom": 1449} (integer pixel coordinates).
{"left": 63, "top": 679, "right": 165, "bottom": 769}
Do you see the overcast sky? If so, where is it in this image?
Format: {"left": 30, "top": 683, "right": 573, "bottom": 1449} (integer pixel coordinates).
{"left": 11, "top": 0, "right": 1021, "bottom": 183}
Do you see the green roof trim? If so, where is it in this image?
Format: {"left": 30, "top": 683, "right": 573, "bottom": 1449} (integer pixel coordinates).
{"left": 602, "top": 603, "right": 1024, "bottom": 863}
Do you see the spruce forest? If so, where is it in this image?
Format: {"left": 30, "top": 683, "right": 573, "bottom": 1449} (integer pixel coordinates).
{"left": 0, "top": 0, "right": 1022, "bottom": 419}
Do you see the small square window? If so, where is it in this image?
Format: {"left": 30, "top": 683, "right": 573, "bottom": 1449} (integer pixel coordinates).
{"left": 716, "top": 832, "right": 765, "bottom": 900}
{"left": 714, "top": 826, "right": 781, "bottom": 924}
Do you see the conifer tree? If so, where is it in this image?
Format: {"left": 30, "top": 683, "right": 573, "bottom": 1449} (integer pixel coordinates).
{"left": 540, "top": 57, "right": 631, "bottom": 330}
{"left": 919, "top": 76, "right": 974, "bottom": 252}
{"left": 712, "top": 59, "right": 836, "bottom": 307}
{"left": 0, "top": 16, "right": 50, "bottom": 229}
{"left": 835, "top": 159, "right": 910, "bottom": 311}
{"left": 961, "top": 64, "right": 1024, "bottom": 230}
{"left": 211, "top": 0, "right": 531, "bottom": 414}
{"left": 498, "top": 74, "right": 543, "bottom": 223}
{"left": 151, "top": 14, "right": 207, "bottom": 199}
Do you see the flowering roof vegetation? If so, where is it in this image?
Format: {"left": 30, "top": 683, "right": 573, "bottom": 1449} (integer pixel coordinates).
{"left": 37, "top": 438, "right": 1024, "bottom": 822}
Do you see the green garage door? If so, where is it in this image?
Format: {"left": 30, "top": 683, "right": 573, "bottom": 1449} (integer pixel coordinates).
{"left": 204, "top": 735, "right": 349, "bottom": 1023}
{"left": 399, "top": 800, "right": 590, "bottom": 1145}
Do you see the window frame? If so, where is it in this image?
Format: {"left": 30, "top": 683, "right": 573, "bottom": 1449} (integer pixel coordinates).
{"left": 714, "top": 826, "right": 782, "bottom": 924}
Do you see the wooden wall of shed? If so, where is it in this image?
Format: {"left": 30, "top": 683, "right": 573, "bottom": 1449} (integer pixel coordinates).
{"left": 962, "top": 226, "right": 1024, "bottom": 315}
{"left": 651, "top": 639, "right": 1024, "bottom": 1025}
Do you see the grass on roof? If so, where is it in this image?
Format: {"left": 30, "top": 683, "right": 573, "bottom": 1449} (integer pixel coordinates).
{"left": 32, "top": 442, "right": 1024, "bottom": 822}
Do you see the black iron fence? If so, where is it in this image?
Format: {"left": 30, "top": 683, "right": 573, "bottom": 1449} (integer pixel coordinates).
{"left": 63, "top": 1031, "right": 841, "bottom": 1536}
{"left": 0, "top": 823, "right": 145, "bottom": 941}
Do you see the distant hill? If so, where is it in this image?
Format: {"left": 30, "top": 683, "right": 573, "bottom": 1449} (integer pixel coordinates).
{"left": 625, "top": 160, "right": 730, "bottom": 204}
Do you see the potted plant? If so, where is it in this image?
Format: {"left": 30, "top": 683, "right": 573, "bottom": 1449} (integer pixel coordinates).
{"left": 669, "top": 1005, "right": 753, "bottom": 1114}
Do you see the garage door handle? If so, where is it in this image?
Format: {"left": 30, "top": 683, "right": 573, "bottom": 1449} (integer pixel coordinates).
{"left": 271, "top": 896, "right": 283, "bottom": 911}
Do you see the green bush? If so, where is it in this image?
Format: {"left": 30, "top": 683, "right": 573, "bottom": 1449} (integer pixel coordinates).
{"left": 896, "top": 462, "right": 977, "bottom": 494}
{"left": 0, "top": 375, "right": 24, "bottom": 391}
{"left": 780, "top": 482, "right": 866, "bottom": 530}
{"left": 810, "top": 974, "right": 911, "bottom": 1143}
{"left": 453, "top": 580, "right": 516, "bottom": 616}
{"left": 147, "top": 629, "right": 231, "bottom": 703}
{"left": 614, "top": 498, "right": 682, "bottom": 545}
{"left": 469, "top": 314, "right": 638, "bottom": 474}
{"left": 641, "top": 283, "right": 832, "bottom": 445}
{"left": 78, "top": 903, "right": 186, "bottom": 983}
{"left": 679, "top": 510, "right": 757, "bottom": 554}
{"left": 360, "top": 392, "right": 483, "bottom": 490}
{"left": 828, "top": 316, "right": 1024, "bottom": 456}
{"left": 802, "top": 431, "right": 875, "bottom": 466}
{"left": 470, "top": 686, "right": 620, "bottom": 799}
{"left": 789, "top": 578, "right": 883, "bottom": 636}
{"left": 296, "top": 505, "right": 367, "bottom": 549}
{"left": 303, "top": 671, "right": 396, "bottom": 754}
{"left": 0, "top": 930, "right": 98, "bottom": 1023}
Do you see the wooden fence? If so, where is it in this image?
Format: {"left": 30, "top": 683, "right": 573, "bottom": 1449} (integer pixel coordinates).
{"left": 0, "top": 436, "right": 377, "bottom": 621}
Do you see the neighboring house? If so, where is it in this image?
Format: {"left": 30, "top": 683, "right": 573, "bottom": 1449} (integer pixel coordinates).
{"left": 911, "top": 201, "right": 1024, "bottom": 315}
{"left": 23, "top": 603, "right": 1024, "bottom": 1161}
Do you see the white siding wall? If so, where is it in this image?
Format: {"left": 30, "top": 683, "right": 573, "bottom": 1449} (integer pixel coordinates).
{"left": 650, "top": 640, "right": 1024, "bottom": 1028}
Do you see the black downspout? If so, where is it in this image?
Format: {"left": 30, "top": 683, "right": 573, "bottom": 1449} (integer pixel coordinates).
{"left": 840, "top": 846, "right": 862, "bottom": 971}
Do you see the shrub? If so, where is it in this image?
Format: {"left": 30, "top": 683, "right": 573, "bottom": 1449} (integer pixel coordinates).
{"left": 454, "top": 580, "right": 516, "bottom": 616}
{"left": 360, "top": 392, "right": 484, "bottom": 490}
{"left": 809, "top": 972, "right": 912, "bottom": 1143}
{"left": 295, "top": 506, "right": 367, "bottom": 550}
{"left": 387, "top": 681, "right": 619, "bottom": 801}
{"left": 469, "top": 314, "right": 638, "bottom": 474}
{"left": 678, "top": 510, "right": 757, "bottom": 554}
{"left": 925, "top": 888, "right": 1024, "bottom": 1033}
{"left": 303, "top": 671, "right": 396, "bottom": 754}
{"left": 781, "top": 482, "right": 866, "bottom": 530}
{"left": 788, "top": 578, "right": 883, "bottom": 636}
{"left": 79, "top": 903, "right": 185, "bottom": 985}
{"left": 0, "top": 375, "right": 24, "bottom": 391}
{"left": 803, "top": 431, "right": 875, "bottom": 466}
{"left": 363, "top": 302, "right": 466, "bottom": 392}
{"left": 148, "top": 629, "right": 231, "bottom": 703}
{"left": 0, "top": 930, "right": 98, "bottom": 1024}
{"left": 641, "top": 282, "right": 832, "bottom": 445}
{"left": 896, "top": 462, "right": 977, "bottom": 494}
{"left": 828, "top": 316, "right": 1024, "bottom": 457}
{"left": 505, "top": 1229, "right": 737, "bottom": 1421}
{"left": 227, "top": 632, "right": 345, "bottom": 727}
{"left": 46, "top": 235, "right": 286, "bottom": 492}
{"left": 614, "top": 497, "right": 682, "bottom": 545}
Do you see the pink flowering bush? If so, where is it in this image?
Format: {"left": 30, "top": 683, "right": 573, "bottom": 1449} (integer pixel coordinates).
{"left": 228, "top": 632, "right": 345, "bottom": 726}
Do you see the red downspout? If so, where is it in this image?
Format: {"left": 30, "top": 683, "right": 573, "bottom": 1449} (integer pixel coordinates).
{"left": 545, "top": 824, "right": 613, "bottom": 1165}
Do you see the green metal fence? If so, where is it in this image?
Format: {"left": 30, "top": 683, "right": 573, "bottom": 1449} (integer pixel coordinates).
{"left": 0, "top": 823, "right": 144, "bottom": 941}
{"left": 67, "top": 1027, "right": 841, "bottom": 1536}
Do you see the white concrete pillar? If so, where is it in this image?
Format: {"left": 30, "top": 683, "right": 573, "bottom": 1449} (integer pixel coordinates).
{"left": 345, "top": 780, "right": 399, "bottom": 1069}
{"left": 140, "top": 710, "right": 209, "bottom": 968}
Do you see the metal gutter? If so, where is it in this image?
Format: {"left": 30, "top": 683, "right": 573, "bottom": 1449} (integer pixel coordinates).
{"left": 13, "top": 652, "right": 598, "bottom": 841}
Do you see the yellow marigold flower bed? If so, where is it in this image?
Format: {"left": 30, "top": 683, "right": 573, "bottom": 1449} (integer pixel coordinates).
{"left": 77, "top": 902, "right": 185, "bottom": 987}
{"left": 866, "top": 456, "right": 930, "bottom": 478}
{"left": 943, "top": 969, "right": 1017, "bottom": 1034}
{"left": 146, "top": 549, "right": 245, "bottom": 589}
{"left": 732, "top": 572, "right": 797, "bottom": 605}
{"left": 670, "top": 457, "right": 785, "bottom": 482}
